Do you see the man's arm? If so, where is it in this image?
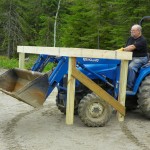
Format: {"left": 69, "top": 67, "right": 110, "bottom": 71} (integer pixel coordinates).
{"left": 123, "top": 45, "right": 136, "bottom": 51}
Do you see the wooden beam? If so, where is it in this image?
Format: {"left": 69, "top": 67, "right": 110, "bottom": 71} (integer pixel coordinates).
{"left": 17, "top": 46, "right": 132, "bottom": 60}
{"left": 66, "top": 57, "right": 76, "bottom": 125}
{"left": 19, "top": 53, "right": 25, "bottom": 69}
{"left": 117, "top": 60, "right": 129, "bottom": 121}
{"left": 72, "top": 68, "right": 125, "bottom": 116}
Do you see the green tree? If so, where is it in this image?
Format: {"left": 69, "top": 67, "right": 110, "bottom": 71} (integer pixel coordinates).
{"left": 0, "top": 0, "right": 29, "bottom": 58}
{"left": 26, "top": 0, "right": 58, "bottom": 46}
{"left": 111, "top": 0, "right": 150, "bottom": 47}
{"left": 0, "top": 0, "right": 150, "bottom": 58}
{"left": 59, "top": 0, "right": 100, "bottom": 48}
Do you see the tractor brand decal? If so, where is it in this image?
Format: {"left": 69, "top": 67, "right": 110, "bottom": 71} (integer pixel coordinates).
{"left": 83, "top": 58, "right": 99, "bottom": 62}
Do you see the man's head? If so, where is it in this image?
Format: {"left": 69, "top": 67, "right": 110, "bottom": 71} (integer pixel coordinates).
{"left": 130, "top": 24, "right": 142, "bottom": 39}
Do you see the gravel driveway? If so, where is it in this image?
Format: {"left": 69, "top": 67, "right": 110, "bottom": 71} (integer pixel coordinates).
{"left": 0, "top": 69, "right": 149, "bottom": 150}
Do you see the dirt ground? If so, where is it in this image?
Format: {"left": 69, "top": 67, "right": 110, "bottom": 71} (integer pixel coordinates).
{"left": 0, "top": 69, "right": 149, "bottom": 150}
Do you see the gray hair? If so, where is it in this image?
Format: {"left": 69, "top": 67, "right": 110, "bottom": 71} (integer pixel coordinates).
{"left": 132, "top": 24, "right": 142, "bottom": 32}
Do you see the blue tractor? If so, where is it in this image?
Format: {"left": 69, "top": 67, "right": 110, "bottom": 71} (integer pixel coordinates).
{"left": 56, "top": 16, "right": 150, "bottom": 126}
{"left": 0, "top": 16, "right": 150, "bottom": 127}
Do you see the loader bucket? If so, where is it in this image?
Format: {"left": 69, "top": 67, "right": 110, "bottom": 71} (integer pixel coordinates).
{"left": 0, "top": 68, "right": 49, "bottom": 107}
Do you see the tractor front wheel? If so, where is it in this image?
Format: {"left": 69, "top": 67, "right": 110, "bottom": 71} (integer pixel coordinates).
{"left": 137, "top": 75, "right": 150, "bottom": 118}
{"left": 78, "top": 93, "right": 112, "bottom": 127}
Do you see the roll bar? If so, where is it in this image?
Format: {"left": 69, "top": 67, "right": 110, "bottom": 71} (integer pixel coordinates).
{"left": 139, "top": 16, "right": 150, "bottom": 26}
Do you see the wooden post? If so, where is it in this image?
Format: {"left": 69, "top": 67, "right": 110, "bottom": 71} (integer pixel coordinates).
{"left": 19, "top": 53, "right": 25, "bottom": 69}
{"left": 117, "top": 60, "right": 129, "bottom": 121}
{"left": 66, "top": 57, "right": 76, "bottom": 125}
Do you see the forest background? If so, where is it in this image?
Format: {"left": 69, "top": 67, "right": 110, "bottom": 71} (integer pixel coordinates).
{"left": 0, "top": 0, "right": 150, "bottom": 58}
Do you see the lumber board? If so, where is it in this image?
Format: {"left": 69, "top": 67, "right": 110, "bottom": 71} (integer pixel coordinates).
{"left": 17, "top": 46, "right": 132, "bottom": 60}
{"left": 66, "top": 57, "right": 76, "bottom": 125}
{"left": 72, "top": 68, "right": 125, "bottom": 116}
{"left": 19, "top": 53, "right": 25, "bottom": 69}
{"left": 117, "top": 60, "right": 129, "bottom": 121}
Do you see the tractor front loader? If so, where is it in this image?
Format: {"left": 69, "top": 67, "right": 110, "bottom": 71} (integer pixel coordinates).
{"left": 0, "top": 56, "right": 68, "bottom": 107}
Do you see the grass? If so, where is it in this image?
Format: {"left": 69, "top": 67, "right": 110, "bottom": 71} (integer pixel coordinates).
{"left": 0, "top": 55, "right": 54, "bottom": 72}
{"left": 0, "top": 56, "right": 19, "bottom": 69}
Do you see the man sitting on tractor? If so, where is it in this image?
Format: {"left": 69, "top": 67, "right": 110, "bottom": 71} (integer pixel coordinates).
{"left": 121, "top": 24, "right": 148, "bottom": 90}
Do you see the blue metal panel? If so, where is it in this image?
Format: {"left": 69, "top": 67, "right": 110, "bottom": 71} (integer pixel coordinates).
{"left": 132, "top": 67, "right": 150, "bottom": 93}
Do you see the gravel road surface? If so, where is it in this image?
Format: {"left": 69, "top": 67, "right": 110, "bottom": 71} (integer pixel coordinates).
{"left": 0, "top": 69, "right": 149, "bottom": 150}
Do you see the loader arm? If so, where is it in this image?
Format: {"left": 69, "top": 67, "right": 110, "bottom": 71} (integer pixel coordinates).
{"left": 30, "top": 54, "right": 69, "bottom": 97}
{"left": 46, "top": 57, "right": 68, "bottom": 97}
{"left": 31, "top": 54, "right": 61, "bottom": 72}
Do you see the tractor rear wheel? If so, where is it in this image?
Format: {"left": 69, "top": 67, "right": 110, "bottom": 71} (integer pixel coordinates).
{"left": 137, "top": 75, "right": 150, "bottom": 119}
{"left": 78, "top": 93, "right": 112, "bottom": 127}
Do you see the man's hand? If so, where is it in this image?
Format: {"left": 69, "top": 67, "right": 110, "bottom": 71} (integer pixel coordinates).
{"left": 116, "top": 47, "right": 124, "bottom": 52}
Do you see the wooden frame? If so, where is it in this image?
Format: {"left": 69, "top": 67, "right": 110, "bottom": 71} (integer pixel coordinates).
{"left": 17, "top": 46, "right": 132, "bottom": 60}
{"left": 17, "top": 46, "right": 132, "bottom": 124}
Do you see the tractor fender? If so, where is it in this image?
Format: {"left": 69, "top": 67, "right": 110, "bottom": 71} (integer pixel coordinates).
{"left": 133, "top": 67, "right": 150, "bottom": 93}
